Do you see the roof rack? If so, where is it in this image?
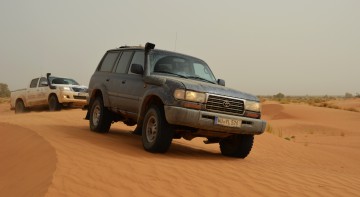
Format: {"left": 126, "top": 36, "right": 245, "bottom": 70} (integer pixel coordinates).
{"left": 118, "top": 45, "right": 144, "bottom": 49}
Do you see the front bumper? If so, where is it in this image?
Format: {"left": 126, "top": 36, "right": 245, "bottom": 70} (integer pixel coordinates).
{"left": 58, "top": 91, "right": 88, "bottom": 105}
{"left": 164, "top": 106, "right": 266, "bottom": 135}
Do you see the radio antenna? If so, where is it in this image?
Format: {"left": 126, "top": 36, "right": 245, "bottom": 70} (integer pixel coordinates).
{"left": 174, "top": 32, "right": 178, "bottom": 51}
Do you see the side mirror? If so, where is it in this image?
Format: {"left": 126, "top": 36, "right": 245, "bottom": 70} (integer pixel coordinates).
{"left": 217, "top": 79, "right": 225, "bottom": 86}
{"left": 40, "top": 81, "right": 48, "bottom": 86}
{"left": 131, "top": 64, "right": 144, "bottom": 75}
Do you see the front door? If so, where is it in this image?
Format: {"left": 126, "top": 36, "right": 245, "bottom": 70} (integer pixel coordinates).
{"left": 122, "top": 51, "right": 146, "bottom": 114}
{"left": 37, "top": 77, "right": 48, "bottom": 105}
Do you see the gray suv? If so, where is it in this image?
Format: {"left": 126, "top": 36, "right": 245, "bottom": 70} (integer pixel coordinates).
{"left": 85, "top": 43, "right": 266, "bottom": 158}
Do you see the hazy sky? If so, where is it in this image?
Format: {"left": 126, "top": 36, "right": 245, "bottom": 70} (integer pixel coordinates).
{"left": 1, "top": 0, "right": 359, "bottom": 95}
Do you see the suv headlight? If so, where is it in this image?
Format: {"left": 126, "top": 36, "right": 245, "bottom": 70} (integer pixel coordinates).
{"left": 245, "top": 101, "right": 261, "bottom": 112}
{"left": 174, "top": 89, "right": 206, "bottom": 103}
{"left": 59, "top": 87, "right": 72, "bottom": 91}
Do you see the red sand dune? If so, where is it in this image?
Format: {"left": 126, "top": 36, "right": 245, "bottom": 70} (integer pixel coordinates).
{"left": 1, "top": 101, "right": 360, "bottom": 196}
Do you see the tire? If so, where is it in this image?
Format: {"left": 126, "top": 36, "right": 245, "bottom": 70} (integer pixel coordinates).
{"left": 49, "top": 95, "right": 62, "bottom": 111}
{"left": 219, "top": 134, "right": 254, "bottom": 158}
{"left": 15, "top": 100, "right": 26, "bottom": 114}
{"left": 89, "top": 97, "right": 112, "bottom": 133}
{"left": 142, "top": 105, "right": 174, "bottom": 153}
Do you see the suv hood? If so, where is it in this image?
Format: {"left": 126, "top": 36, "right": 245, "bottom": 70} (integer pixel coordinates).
{"left": 157, "top": 75, "right": 259, "bottom": 102}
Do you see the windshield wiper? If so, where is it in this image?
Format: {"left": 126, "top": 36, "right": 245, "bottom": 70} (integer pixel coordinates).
{"left": 155, "top": 71, "right": 188, "bottom": 79}
{"left": 187, "top": 76, "right": 216, "bottom": 84}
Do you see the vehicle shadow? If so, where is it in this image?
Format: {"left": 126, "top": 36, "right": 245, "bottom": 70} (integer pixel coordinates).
{"left": 27, "top": 106, "right": 84, "bottom": 113}
{"left": 50, "top": 124, "right": 233, "bottom": 161}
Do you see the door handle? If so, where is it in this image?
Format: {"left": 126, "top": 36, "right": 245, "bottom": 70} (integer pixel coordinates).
{"left": 106, "top": 79, "right": 110, "bottom": 82}
{"left": 122, "top": 80, "right": 126, "bottom": 84}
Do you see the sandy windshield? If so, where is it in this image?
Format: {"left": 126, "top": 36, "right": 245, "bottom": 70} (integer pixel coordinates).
{"left": 49, "top": 77, "right": 79, "bottom": 85}
{"left": 149, "top": 51, "right": 217, "bottom": 84}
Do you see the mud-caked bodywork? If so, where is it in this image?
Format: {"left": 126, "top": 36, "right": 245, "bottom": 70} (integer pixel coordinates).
{"left": 86, "top": 43, "right": 266, "bottom": 158}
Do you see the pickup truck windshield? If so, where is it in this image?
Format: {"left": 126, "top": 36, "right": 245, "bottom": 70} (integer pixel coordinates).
{"left": 49, "top": 77, "right": 79, "bottom": 85}
{"left": 150, "top": 51, "right": 217, "bottom": 84}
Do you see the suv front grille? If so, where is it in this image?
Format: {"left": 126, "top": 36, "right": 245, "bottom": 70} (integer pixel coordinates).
{"left": 72, "top": 87, "right": 88, "bottom": 93}
{"left": 206, "top": 95, "right": 245, "bottom": 116}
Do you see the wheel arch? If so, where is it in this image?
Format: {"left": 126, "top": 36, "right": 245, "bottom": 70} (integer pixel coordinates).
{"left": 15, "top": 98, "right": 26, "bottom": 107}
{"left": 48, "top": 93, "right": 58, "bottom": 101}
{"left": 89, "top": 84, "right": 110, "bottom": 107}
{"left": 89, "top": 89, "right": 106, "bottom": 105}
{"left": 138, "top": 95, "right": 165, "bottom": 126}
{"left": 85, "top": 89, "right": 105, "bottom": 120}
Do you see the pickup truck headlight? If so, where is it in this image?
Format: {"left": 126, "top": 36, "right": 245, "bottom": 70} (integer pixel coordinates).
{"left": 59, "top": 87, "right": 72, "bottom": 91}
{"left": 174, "top": 89, "right": 206, "bottom": 103}
{"left": 245, "top": 101, "right": 261, "bottom": 112}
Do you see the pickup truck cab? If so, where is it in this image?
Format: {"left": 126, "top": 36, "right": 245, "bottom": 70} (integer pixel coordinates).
{"left": 86, "top": 43, "right": 266, "bottom": 158}
{"left": 11, "top": 74, "right": 88, "bottom": 113}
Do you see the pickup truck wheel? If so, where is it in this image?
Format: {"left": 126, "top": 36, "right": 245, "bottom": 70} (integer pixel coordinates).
{"left": 220, "top": 134, "right": 254, "bottom": 158}
{"left": 89, "top": 97, "right": 112, "bottom": 133}
{"left": 15, "top": 100, "right": 26, "bottom": 114}
{"left": 142, "top": 105, "right": 174, "bottom": 153}
{"left": 49, "top": 95, "right": 62, "bottom": 111}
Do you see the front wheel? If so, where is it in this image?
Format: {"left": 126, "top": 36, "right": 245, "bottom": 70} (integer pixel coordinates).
{"left": 49, "top": 95, "right": 62, "bottom": 111}
{"left": 142, "top": 105, "right": 174, "bottom": 153}
{"left": 220, "top": 134, "right": 254, "bottom": 158}
{"left": 89, "top": 97, "right": 112, "bottom": 133}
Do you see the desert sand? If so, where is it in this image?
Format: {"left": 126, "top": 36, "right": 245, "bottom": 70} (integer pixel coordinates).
{"left": 1, "top": 101, "right": 360, "bottom": 196}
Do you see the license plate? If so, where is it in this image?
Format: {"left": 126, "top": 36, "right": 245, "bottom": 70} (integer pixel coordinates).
{"left": 215, "top": 117, "right": 242, "bottom": 128}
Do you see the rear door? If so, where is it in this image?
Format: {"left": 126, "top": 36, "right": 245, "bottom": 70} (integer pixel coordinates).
{"left": 95, "top": 51, "right": 121, "bottom": 107}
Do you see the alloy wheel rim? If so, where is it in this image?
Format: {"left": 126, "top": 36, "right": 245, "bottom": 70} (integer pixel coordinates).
{"left": 92, "top": 105, "right": 101, "bottom": 127}
{"left": 146, "top": 116, "right": 157, "bottom": 143}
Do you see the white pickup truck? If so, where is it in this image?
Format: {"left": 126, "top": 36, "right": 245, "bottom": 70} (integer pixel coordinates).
{"left": 10, "top": 73, "right": 88, "bottom": 113}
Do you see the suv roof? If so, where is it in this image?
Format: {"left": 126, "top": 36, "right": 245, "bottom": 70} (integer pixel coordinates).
{"left": 108, "top": 46, "right": 204, "bottom": 62}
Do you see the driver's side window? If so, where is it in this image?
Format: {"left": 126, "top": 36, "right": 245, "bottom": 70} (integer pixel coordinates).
{"left": 128, "top": 51, "right": 144, "bottom": 74}
{"left": 194, "top": 63, "right": 212, "bottom": 81}
{"left": 39, "top": 77, "right": 48, "bottom": 87}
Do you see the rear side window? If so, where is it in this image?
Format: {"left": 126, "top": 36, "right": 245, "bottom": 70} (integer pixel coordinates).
{"left": 115, "top": 51, "right": 133, "bottom": 73}
{"left": 30, "top": 78, "right": 39, "bottom": 88}
{"left": 98, "top": 52, "right": 119, "bottom": 72}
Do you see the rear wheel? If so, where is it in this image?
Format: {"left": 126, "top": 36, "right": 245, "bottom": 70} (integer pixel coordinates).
{"left": 142, "top": 105, "right": 174, "bottom": 153}
{"left": 49, "top": 95, "right": 62, "bottom": 111}
{"left": 89, "top": 97, "right": 112, "bottom": 133}
{"left": 15, "top": 100, "right": 26, "bottom": 114}
{"left": 220, "top": 134, "right": 254, "bottom": 158}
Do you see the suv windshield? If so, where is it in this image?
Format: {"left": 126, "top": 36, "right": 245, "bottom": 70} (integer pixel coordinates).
{"left": 149, "top": 51, "right": 217, "bottom": 84}
{"left": 49, "top": 77, "right": 79, "bottom": 85}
